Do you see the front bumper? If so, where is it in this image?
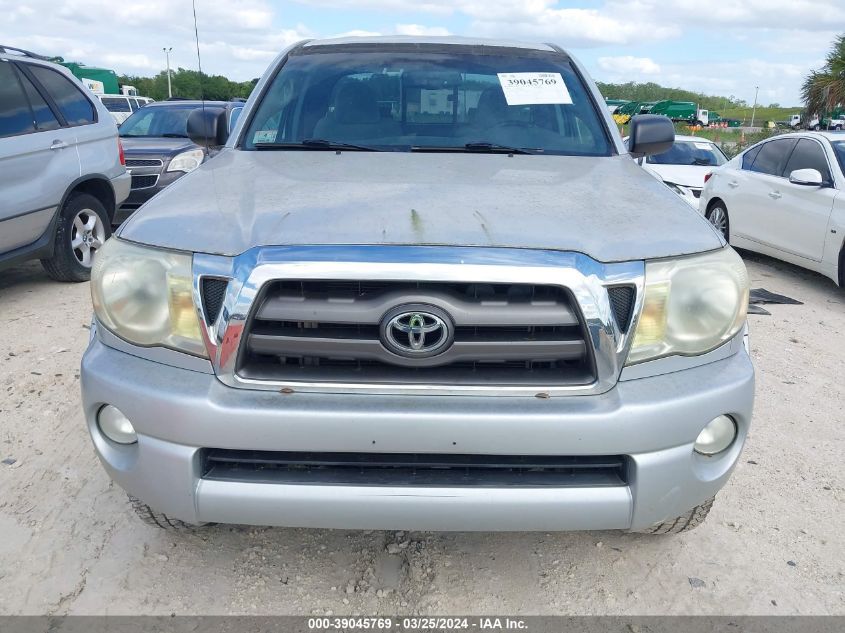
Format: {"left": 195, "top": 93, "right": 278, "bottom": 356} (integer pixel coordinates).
{"left": 81, "top": 336, "right": 755, "bottom": 531}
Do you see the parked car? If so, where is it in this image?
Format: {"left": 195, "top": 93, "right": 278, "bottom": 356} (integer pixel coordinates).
{"left": 97, "top": 94, "right": 154, "bottom": 125}
{"left": 115, "top": 99, "right": 244, "bottom": 224}
{"left": 631, "top": 134, "right": 728, "bottom": 208}
{"left": 0, "top": 45, "right": 129, "bottom": 281}
{"left": 701, "top": 132, "right": 844, "bottom": 286}
{"left": 83, "top": 36, "right": 753, "bottom": 534}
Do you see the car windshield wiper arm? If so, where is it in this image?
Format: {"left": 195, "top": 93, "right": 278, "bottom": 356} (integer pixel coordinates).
{"left": 254, "top": 139, "right": 381, "bottom": 151}
{"left": 161, "top": 133, "right": 189, "bottom": 138}
{"left": 411, "top": 143, "right": 535, "bottom": 155}
{"left": 465, "top": 142, "right": 536, "bottom": 154}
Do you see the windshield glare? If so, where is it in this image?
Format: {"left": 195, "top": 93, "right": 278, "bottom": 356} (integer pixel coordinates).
{"left": 242, "top": 48, "right": 610, "bottom": 155}
{"left": 119, "top": 106, "right": 193, "bottom": 138}
{"left": 647, "top": 140, "right": 727, "bottom": 166}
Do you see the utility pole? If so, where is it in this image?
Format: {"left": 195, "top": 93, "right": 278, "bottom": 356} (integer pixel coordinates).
{"left": 750, "top": 85, "right": 759, "bottom": 128}
{"left": 163, "top": 47, "right": 173, "bottom": 98}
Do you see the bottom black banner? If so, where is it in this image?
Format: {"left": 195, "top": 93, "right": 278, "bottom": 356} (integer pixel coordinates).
{"left": 0, "top": 616, "right": 841, "bottom": 633}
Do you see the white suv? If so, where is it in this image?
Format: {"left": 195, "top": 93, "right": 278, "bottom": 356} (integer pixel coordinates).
{"left": 0, "top": 46, "right": 130, "bottom": 281}
{"left": 98, "top": 95, "right": 153, "bottom": 125}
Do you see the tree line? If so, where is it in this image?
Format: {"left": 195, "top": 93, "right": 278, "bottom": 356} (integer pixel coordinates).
{"left": 595, "top": 81, "right": 769, "bottom": 110}
{"left": 118, "top": 68, "right": 257, "bottom": 101}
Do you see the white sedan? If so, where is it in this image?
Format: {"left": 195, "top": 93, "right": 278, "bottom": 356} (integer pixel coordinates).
{"left": 631, "top": 135, "right": 728, "bottom": 208}
{"left": 700, "top": 132, "right": 845, "bottom": 287}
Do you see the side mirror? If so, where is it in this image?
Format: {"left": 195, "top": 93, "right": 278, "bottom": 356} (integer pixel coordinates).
{"left": 628, "top": 114, "right": 675, "bottom": 158}
{"left": 788, "top": 168, "right": 824, "bottom": 187}
{"left": 187, "top": 107, "right": 228, "bottom": 147}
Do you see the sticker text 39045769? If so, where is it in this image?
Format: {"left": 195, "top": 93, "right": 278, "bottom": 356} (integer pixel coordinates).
{"left": 497, "top": 73, "right": 573, "bottom": 106}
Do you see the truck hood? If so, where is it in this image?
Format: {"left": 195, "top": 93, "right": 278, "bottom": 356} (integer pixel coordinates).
{"left": 118, "top": 150, "right": 724, "bottom": 262}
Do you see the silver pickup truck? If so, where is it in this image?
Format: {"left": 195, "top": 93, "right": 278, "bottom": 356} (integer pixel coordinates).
{"left": 82, "top": 36, "right": 753, "bottom": 534}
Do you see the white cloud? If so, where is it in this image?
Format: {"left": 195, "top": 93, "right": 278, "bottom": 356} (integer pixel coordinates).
{"left": 597, "top": 56, "right": 661, "bottom": 76}
{"left": 395, "top": 24, "right": 451, "bottom": 36}
{"left": 0, "top": 0, "right": 835, "bottom": 102}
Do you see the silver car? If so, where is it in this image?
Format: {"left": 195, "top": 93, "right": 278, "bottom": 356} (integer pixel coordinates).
{"left": 82, "top": 37, "right": 754, "bottom": 533}
{"left": 0, "top": 46, "right": 129, "bottom": 281}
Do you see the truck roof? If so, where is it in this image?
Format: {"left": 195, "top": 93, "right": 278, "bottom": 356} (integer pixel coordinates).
{"left": 302, "top": 35, "right": 561, "bottom": 53}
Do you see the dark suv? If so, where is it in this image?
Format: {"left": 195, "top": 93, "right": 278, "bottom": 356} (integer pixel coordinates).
{"left": 116, "top": 99, "right": 244, "bottom": 223}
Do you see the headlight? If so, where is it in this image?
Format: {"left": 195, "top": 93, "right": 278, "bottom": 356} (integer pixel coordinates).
{"left": 91, "top": 238, "right": 207, "bottom": 358}
{"left": 626, "top": 247, "right": 749, "bottom": 365}
{"left": 167, "top": 148, "right": 204, "bottom": 173}
{"left": 665, "top": 181, "right": 684, "bottom": 195}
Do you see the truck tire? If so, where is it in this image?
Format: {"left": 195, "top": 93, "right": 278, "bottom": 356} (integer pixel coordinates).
{"left": 41, "top": 192, "right": 111, "bottom": 282}
{"left": 128, "top": 495, "right": 210, "bottom": 530}
{"left": 813, "top": 123, "right": 821, "bottom": 131}
{"left": 633, "top": 497, "right": 714, "bottom": 534}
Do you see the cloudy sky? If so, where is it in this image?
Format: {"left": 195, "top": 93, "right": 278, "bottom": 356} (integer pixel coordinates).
{"left": 3, "top": 0, "right": 843, "bottom": 105}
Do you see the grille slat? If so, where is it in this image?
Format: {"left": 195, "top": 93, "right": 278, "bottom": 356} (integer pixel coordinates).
{"left": 247, "top": 334, "right": 586, "bottom": 367}
{"left": 257, "top": 289, "right": 579, "bottom": 327}
{"left": 238, "top": 281, "right": 595, "bottom": 386}
{"left": 202, "top": 450, "right": 628, "bottom": 488}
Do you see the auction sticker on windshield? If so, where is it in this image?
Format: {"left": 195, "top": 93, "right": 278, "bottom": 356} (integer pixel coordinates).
{"left": 497, "top": 72, "right": 572, "bottom": 106}
{"left": 253, "top": 130, "right": 277, "bottom": 143}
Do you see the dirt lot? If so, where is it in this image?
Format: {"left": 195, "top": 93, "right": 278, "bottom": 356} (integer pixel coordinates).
{"left": 0, "top": 251, "right": 843, "bottom": 616}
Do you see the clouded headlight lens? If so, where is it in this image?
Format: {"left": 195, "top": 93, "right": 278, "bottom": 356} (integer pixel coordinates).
{"left": 167, "top": 148, "right": 204, "bottom": 173}
{"left": 626, "top": 247, "right": 749, "bottom": 365}
{"left": 91, "top": 238, "right": 207, "bottom": 358}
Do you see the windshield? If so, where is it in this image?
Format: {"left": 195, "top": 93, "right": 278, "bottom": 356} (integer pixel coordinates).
{"left": 647, "top": 140, "right": 727, "bottom": 166}
{"left": 242, "top": 46, "right": 610, "bottom": 155}
{"left": 119, "top": 106, "right": 194, "bottom": 138}
{"left": 100, "top": 97, "right": 130, "bottom": 113}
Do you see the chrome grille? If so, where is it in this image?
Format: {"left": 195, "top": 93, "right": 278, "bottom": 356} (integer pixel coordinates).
{"left": 237, "top": 281, "right": 595, "bottom": 386}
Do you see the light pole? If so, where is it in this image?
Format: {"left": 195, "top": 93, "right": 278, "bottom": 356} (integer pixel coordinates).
{"left": 163, "top": 47, "right": 172, "bottom": 98}
{"left": 750, "top": 85, "right": 759, "bottom": 128}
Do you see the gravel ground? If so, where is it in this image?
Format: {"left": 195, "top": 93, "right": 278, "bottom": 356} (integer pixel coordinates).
{"left": 0, "top": 251, "right": 843, "bottom": 615}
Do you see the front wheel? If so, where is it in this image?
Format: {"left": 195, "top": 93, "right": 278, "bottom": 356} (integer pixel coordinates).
{"left": 41, "top": 192, "right": 111, "bottom": 282}
{"left": 813, "top": 123, "right": 821, "bottom": 131}
{"left": 706, "top": 203, "right": 730, "bottom": 240}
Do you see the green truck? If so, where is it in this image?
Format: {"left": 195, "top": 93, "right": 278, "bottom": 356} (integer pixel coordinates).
{"left": 708, "top": 112, "right": 742, "bottom": 127}
{"left": 648, "top": 100, "right": 710, "bottom": 126}
{"left": 55, "top": 60, "right": 120, "bottom": 95}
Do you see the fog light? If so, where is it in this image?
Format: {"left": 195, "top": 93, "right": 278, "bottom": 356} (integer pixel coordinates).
{"left": 694, "top": 415, "right": 737, "bottom": 455}
{"left": 97, "top": 405, "right": 137, "bottom": 444}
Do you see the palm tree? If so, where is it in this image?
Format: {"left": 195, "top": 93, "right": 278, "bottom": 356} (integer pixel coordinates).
{"left": 802, "top": 34, "right": 845, "bottom": 117}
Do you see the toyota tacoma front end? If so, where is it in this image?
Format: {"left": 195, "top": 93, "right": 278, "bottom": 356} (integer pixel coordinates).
{"left": 81, "top": 37, "right": 753, "bottom": 533}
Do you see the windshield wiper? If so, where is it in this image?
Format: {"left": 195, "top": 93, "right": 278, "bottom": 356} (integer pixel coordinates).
{"left": 161, "top": 133, "right": 189, "bottom": 138}
{"left": 411, "top": 142, "right": 535, "bottom": 155}
{"left": 254, "top": 139, "right": 380, "bottom": 152}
